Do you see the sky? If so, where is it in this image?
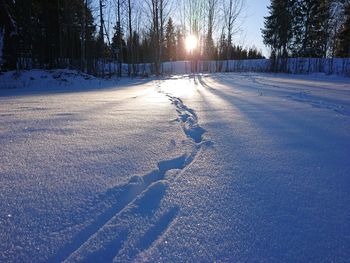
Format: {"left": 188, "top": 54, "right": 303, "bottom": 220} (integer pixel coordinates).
{"left": 93, "top": 0, "right": 271, "bottom": 57}
{"left": 242, "top": 0, "right": 270, "bottom": 57}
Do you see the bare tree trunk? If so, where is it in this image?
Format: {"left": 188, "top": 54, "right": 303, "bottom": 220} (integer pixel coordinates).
{"left": 224, "top": 0, "right": 245, "bottom": 70}
{"left": 80, "top": 0, "right": 86, "bottom": 72}
{"left": 99, "top": 0, "right": 104, "bottom": 42}
{"left": 155, "top": 1, "right": 160, "bottom": 75}
{"left": 57, "top": 0, "right": 63, "bottom": 65}
{"left": 117, "top": 0, "right": 122, "bottom": 77}
{"left": 151, "top": 0, "right": 160, "bottom": 75}
{"left": 206, "top": 0, "right": 217, "bottom": 60}
{"left": 128, "top": 0, "right": 134, "bottom": 76}
{"left": 159, "top": 0, "right": 164, "bottom": 65}
{"left": 99, "top": 0, "right": 104, "bottom": 76}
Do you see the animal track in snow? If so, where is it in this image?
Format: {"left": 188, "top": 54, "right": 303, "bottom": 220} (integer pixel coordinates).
{"left": 167, "top": 95, "right": 206, "bottom": 143}
{"left": 50, "top": 80, "right": 212, "bottom": 262}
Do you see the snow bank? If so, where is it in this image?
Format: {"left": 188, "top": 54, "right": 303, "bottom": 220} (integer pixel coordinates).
{"left": 8, "top": 58, "right": 350, "bottom": 77}
{"left": 0, "top": 69, "right": 121, "bottom": 90}
{"left": 284, "top": 57, "right": 350, "bottom": 75}
{"left": 139, "top": 58, "right": 350, "bottom": 76}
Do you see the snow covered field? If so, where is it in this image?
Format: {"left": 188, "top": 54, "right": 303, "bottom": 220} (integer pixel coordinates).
{"left": 1, "top": 71, "right": 350, "bottom": 262}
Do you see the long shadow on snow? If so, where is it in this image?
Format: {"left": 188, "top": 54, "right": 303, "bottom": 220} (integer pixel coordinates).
{"left": 116, "top": 207, "right": 179, "bottom": 262}
{"left": 49, "top": 154, "right": 188, "bottom": 263}
{"left": 196, "top": 74, "right": 340, "bottom": 138}
{"left": 0, "top": 77, "right": 154, "bottom": 97}
{"left": 202, "top": 74, "right": 350, "bottom": 116}
{"left": 50, "top": 79, "right": 208, "bottom": 262}
{"left": 196, "top": 74, "right": 350, "bottom": 262}
{"left": 72, "top": 182, "right": 170, "bottom": 263}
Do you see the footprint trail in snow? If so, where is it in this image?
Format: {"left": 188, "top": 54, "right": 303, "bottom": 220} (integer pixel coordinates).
{"left": 51, "top": 79, "right": 212, "bottom": 263}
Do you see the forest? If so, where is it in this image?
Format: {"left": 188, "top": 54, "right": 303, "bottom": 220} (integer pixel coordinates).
{"left": 0, "top": 0, "right": 349, "bottom": 76}
{"left": 262, "top": 0, "right": 350, "bottom": 59}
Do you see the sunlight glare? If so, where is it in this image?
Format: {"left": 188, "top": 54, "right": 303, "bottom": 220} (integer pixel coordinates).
{"left": 186, "top": 35, "right": 197, "bottom": 52}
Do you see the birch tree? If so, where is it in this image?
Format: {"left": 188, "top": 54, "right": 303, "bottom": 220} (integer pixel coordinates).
{"left": 224, "top": 0, "right": 245, "bottom": 60}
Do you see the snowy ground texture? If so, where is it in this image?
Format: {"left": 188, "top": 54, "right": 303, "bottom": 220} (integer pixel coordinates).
{"left": 1, "top": 70, "right": 350, "bottom": 262}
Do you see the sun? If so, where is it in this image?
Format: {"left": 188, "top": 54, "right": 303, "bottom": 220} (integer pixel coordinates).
{"left": 185, "top": 35, "right": 197, "bottom": 52}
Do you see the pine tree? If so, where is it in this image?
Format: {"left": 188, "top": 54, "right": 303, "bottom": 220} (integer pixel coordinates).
{"left": 132, "top": 31, "right": 140, "bottom": 63}
{"left": 0, "top": 0, "right": 17, "bottom": 70}
{"left": 112, "top": 23, "right": 127, "bottom": 62}
{"left": 336, "top": 3, "right": 350, "bottom": 57}
{"left": 164, "top": 17, "right": 176, "bottom": 61}
{"left": 290, "top": 0, "right": 331, "bottom": 57}
{"left": 5, "top": 0, "right": 97, "bottom": 71}
{"left": 218, "top": 31, "right": 227, "bottom": 60}
{"left": 175, "top": 29, "right": 186, "bottom": 61}
{"left": 248, "top": 46, "right": 265, "bottom": 59}
{"left": 304, "top": 0, "right": 332, "bottom": 57}
{"left": 262, "top": 0, "right": 293, "bottom": 58}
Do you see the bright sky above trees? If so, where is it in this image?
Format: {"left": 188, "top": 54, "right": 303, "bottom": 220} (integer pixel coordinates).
{"left": 243, "top": 0, "right": 269, "bottom": 56}
{"left": 92, "top": 0, "right": 270, "bottom": 56}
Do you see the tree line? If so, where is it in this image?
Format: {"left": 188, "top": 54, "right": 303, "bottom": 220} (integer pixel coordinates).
{"left": 262, "top": 0, "right": 350, "bottom": 60}
{"left": 0, "top": 0, "right": 266, "bottom": 75}
{"left": 7, "top": 0, "right": 350, "bottom": 76}
{"left": 1, "top": 0, "right": 349, "bottom": 75}
{"left": 0, "top": 0, "right": 97, "bottom": 73}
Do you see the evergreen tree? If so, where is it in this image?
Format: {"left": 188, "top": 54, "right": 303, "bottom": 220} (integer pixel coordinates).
{"left": 164, "top": 18, "right": 176, "bottom": 61}
{"left": 290, "top": 0, "right": 330, "bottom": 57}
{"left": 262, "top": 0, "right": 293, "bottom": 58}
{"left": 336, "top": 3, "right": 350, "bottom": 56}
{"left": 248, "top": 46, "right": 265, "bottom": 59}
{"left": 132, "top": 31, "right": 140, "bottom": 63}
{"left": 139, "top": 34, "right": 150, "bottom": 63}
{"left": 111, "top": 24, "right": 127, "bottom": 63}
{"left": 0, "top": 0, "right": 17, "bottom": 70}
{"left": 2, "top": 0, "right": 97, "bottom": 71}
{"left": 205, "top": 33, "right": 215, "bottom": 60}
{"left": 175, "top": 29, "right": 186, "bottom": 61}
{"left": 137, "top": 29, "right": 160, "bottom": 64}
{"left": 218, "top": 31, "right": 227, "bottom": 60}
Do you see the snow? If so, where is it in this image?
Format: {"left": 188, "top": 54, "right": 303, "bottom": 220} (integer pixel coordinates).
{"left": 0, "top": 71, "right": 350, "bottom": 262}
{"left": 65, "top": 58, "right": 350, "bottom": 77}
{"left": 0, "top": 69, "right": 121, "bottom": 90}
{"left": 132, "top": 59, "right": 350, "bottom": 76}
